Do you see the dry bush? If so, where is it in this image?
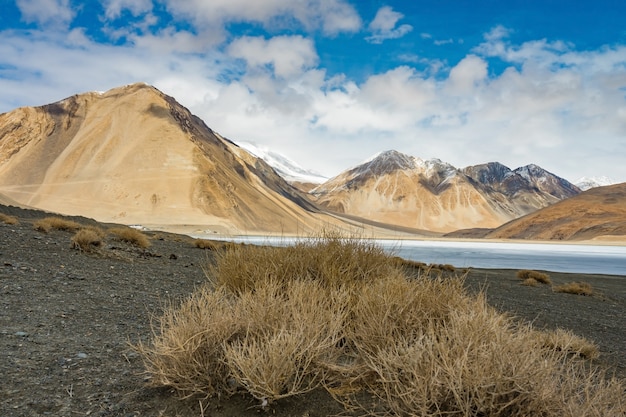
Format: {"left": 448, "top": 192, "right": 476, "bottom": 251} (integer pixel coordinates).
{"left": 109, "top": 226, "right": 150, "bottom": 248}
{"left": 209, "top": 233, "right": 394, "bottom": 293}
{"left": 33, "top": 216, "right": 82, "bottom": 233}
{"left": 0, "top": 212, "right": 19, "bottom": 225}
{"left": 517, "top": 269, "right": 551, "bottom": 284}
{"left": 193, "top": 238, "right": 218, "bottom": 250}
{"left": 137, "top": 237, "right": 626, "bottom": 416}
{"left": 71, "top": 228, "right": 103, "bottom": 252}
{"left": 224, "top": 280, "right": 349, "bottom": 402}
{"left": 521, "top": 277, "right": 539, "bottom": 286}
{"left": 136, "top": 287, "right": 239, "bottom": 397}
{"left": 539, "top": 328, "right": 599, "bottom": 359}
{"left": 554, "top": 282, "right": 593, "bottom": 296}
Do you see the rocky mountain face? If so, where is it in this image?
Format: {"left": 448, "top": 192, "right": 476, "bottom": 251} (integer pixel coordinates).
{"left": 486, "top": 183, "right": 626, "bottom": 241}
{"left": 311, "top": 151, "right": 580, "bottom": 233}
{"left": 0, "top": 83, "right": 342, "bottom": 234}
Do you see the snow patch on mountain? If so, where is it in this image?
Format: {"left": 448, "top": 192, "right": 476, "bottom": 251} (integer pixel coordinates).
{"left": 575, "top": 176, "right": 616, "bottom": 191}
{"left": 237, "top": 141, "right": 328, "bottom": 184}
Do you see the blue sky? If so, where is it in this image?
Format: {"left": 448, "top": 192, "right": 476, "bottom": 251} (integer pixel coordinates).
{"left": 1, "top": 0, "right": 626, "bottom": 183}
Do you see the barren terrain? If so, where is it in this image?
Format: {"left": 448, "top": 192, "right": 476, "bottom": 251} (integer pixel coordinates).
{"left": 1, "top": 205, "right": 625, "bottom": 416}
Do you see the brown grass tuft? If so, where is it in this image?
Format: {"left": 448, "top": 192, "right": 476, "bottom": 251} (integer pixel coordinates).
{"left": 136, "top": 237, "right": 625, "bottom": 415}
{"left": 71, "top": 228, "right": 103, "bottom": 252}
{"left": 521, "top": 277, "right": 539, "bottom": 286}
{"left": 33, "top": 217, "right": 82, "bottom": 233}
{"left": 517, "top": 269, "right": 551, "bottom": 284}
{"left": 109, "top": 226, "right": 150, "bottom": 248}
{"left": 554, "top": 282, "right": 593, "bottom": 296}
{"left": 0, "top": 212, "right": 19, "bottom": 225}
{"left": 539, "top": 328, "right": 599, "bottom": 359}
{"left": 193, "top": 238, "right": 219, "bottom": 251}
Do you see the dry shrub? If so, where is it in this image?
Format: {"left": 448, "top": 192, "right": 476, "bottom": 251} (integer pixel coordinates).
{"left": 136, "top": 287, "right": 238, "bottom": 397}
{"left": 224, "top": 280, "right": 348, "bottom": 402}
{"left": 193, "top": 238, "right": 218, "bottom": 250}
{"left": 109, "top": 226, "right": 150, "bottom": 248}
{"left": 0, "top": 212, "right": 19, "bottom": 225}
{"left": 33, "top": 216, "right": 82, "bottom": 233}
{"left": 539, "top": 328, "right": 599, "bottom": 359}
{"left": 209, "top": 233, "right": 394, "bottom": 293}
{"left": 522, "top": 277, "right": 539, "bottom": 286}
{"left": 517, "top": 269, "right": 551, "bottom": 284}
{"left": 137, "top": 237, "right": 625, "bottom": 416}
{"left": 554, "top": 281, "right": 593, "bottom": 296}
{"left": 71, "top": 228, "right": 103, "bottom": 252}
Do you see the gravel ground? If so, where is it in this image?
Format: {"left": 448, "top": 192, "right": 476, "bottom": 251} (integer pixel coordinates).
{"left": 1, "top": 205, "right": 625, "bottom": 416}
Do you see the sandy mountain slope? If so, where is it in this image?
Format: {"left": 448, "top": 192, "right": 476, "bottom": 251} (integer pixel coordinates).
{"left": 310, "top": 151, "right": 508, "bottom": 233}
{"left": 0, "top": 83, "right": 346, "bottom": 235}
{"left": 311, "top": 151, "right": 576, "bottom": 233}
{"left": 487, "top": 183, "right": 626, "bottom": 241}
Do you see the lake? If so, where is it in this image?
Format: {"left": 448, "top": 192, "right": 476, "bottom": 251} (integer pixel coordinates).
{"left": 197, "top": 236, "right": 626, "bottom": 276}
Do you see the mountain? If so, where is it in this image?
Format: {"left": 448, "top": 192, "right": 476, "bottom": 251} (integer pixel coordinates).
{"left": 462, "top": 162, "right": 580, "bottom": 213}
{"left": 486, "top": 183, "right": 626, "bottom": 241}
{"left": 311, "top": 151, "right": 579, "bottom": 233}
{"left": 237, "top": 141, "right": 327, "bottom": 192}
{"left": 575, "top": 176, "right": 616, "bottom": 191}
{"left": 0, "top": 83, "right": 344, "bottom": 235}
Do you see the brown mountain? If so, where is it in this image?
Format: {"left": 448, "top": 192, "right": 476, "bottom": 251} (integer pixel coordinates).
{"left": 486, "top": 183, "right": 626, "bottom": 241}
{"left": 311, "top": 151, "right": 577, "bottom": 233}
{"left": 0, "top": 83, "right": 347, "bottom": 234}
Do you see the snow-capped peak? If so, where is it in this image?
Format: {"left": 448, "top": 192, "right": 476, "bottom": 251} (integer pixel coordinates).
{"left": 237, "top": 141, "right": 328, "bottom": 184}
{"left": 575, "top": 176, "right": 615, "bottom": 191}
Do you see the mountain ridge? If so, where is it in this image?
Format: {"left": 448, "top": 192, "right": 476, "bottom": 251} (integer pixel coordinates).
{"left": 311, "top": 150, "right": 580, "bottom": 233}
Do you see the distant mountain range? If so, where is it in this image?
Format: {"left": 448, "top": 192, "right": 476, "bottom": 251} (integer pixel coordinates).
{"left": 0, "top": 83, "right": 623, "bottom": 240}
{"left": 310, "top": 150, "right": 580, "bottom": 232}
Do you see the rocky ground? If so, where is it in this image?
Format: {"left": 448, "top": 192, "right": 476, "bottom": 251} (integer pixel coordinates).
{"left": 1, "top": 205, "right": 625, "bottom": 417}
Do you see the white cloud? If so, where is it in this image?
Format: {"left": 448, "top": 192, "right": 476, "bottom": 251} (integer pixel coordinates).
{"left": 227, "top": 35, "right": 319, "bottom": 79}
{"left": 484, "top": 24, "right": 511, "bottom": 42}
{"left": 101, "top": 0, "right": 153, "bottom": 19}
{"left": 447, "top": 55, "right": 488, "bottom": 94}
{"left": 366, "top": 5, "right": 413, "bottom": 44}
{"left": 162, "top": 0, "right": 361, "bottom": 35}
{"left": 15, "top": 0, "right": 75, "bottom": 27}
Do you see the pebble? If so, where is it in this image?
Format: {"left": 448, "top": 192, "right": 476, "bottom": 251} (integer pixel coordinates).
{"left": 76, "top": 352, "right": 88, "bottom": 359}
{"left": 15, "top": 331, "right": 28, "bottom": 337}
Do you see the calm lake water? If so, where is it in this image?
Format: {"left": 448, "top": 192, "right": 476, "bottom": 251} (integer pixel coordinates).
{"left": 199, "top": 236, "right": 626, "bottom": 276}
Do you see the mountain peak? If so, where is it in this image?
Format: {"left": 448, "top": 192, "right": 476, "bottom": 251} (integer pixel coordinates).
{"left": 575, "top": 176, "right": 616, "bottom": 191}
{"left": 352, "top": 150, "right": 418, "bottom": 177}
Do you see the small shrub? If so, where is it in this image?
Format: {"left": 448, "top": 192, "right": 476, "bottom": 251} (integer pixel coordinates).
{"left": 33, "top": 217, "right": 82, "bottom": 233}
{"left": 0, "top": 213, "right": 19, "bottom": 225}
{"left": 539, "top": 328, "right": 599, "bottom": 360}
{"left": 194, "top": 239, "right": 218, "bottom": 251}
{"left": 82, "top": 225, "right": 107, "bottom": 238}
{"left": 517, "top": 269, "right": 551, "bottom": 284}
{"left": 71, "top": 228, "right": 103, "bottom": 252}
{"left": 109, "top": 226, "right": 150, "bottom": 248}
{"left": 554, "top": 282, "right": 593, "bottom": 296}
{"left": 521, "top": 277, "right": 539, "bottom": 286}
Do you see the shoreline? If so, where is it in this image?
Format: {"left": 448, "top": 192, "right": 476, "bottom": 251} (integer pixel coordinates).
{"left": 142, "top": 223, "right": 626, "bottom": 247}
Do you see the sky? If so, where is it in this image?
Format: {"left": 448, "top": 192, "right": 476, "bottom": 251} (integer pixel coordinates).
{"left": 1, "top": 0, "right": 626, "bottom": 183}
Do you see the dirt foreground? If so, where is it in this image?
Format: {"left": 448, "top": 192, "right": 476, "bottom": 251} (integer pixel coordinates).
{"left": 1, "top": 206, "right": 625, "bottom": 417}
